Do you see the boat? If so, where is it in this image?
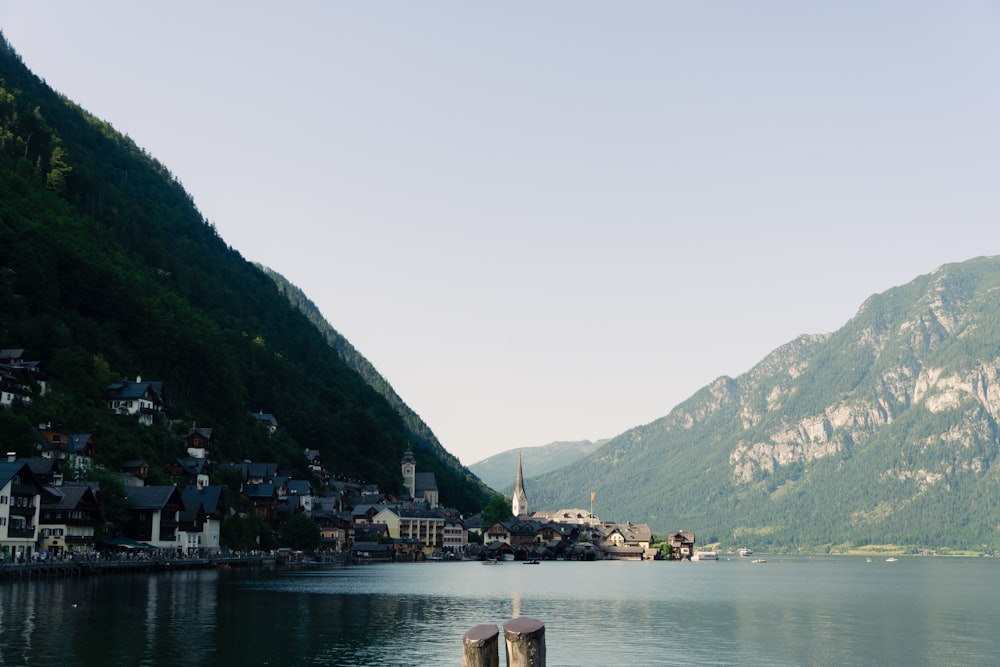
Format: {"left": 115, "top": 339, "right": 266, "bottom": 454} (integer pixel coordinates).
{"left": 692, "top": 551, "right": 718, "bottom": 561}
{"left": 738, "top": 547, "right": 754, "bottom": 557}
{"left": 866, "top": 557, "right": 873, "bottom": 563}
{"left": 523, "top": 559, "right": 540, "bottom": 565}
{"left": 885, "top": 557, "right": 898, "bottom": 562}
{"left": 751, "top": 559, "right": 766, "bottom": 563}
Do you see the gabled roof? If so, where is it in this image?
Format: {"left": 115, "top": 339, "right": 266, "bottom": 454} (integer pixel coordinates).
{"left": 43, "top": 484, "right": 98, "bottom": 511}
{"left": 251, "top": 411, "right": 278, "bottom": 427}
{"left": 126, "top": 485, "right": 180, "bottom": 510}
{"left": 0, "top": 461, "right": 39, "bottom": 488}
{"left": 24, "top": 456, "right": 59, "bottom": 476}
{"left": 247, "top": 462, "right": 278, "bottom": 479}
{"left": 104, "top": 379, "right": 164, "bottom": 401}
{"left": 414, "top": 472, "right": 438, "bottom": 493}
{"left": 67, "top": 433, "right": 94, "bottom": 453}
{"left": 181, "top": 485, "right": 224, "bottom": 515}
{"left": 170, "top": 457, "right": 208, "bottom": 475}
{"left": 286, "top": 479, "right": 312, "bottom": 496}
{"left": 244, "top": 482, "right": 278, "bottom": 499}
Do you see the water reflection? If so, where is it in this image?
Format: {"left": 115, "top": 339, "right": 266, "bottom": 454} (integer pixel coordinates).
{"left": 1, "top": 558, "right": 999, "bottom": 666}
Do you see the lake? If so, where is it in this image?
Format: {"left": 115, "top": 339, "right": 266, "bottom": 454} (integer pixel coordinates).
{"left": 1, "top": 555, "right": 998, "bottom": 666}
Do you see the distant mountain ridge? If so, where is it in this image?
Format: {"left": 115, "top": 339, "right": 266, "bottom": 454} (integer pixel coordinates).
{"left": 530, "top": 256, "right": 1000, "bottom": 552}
{"left": 468, "top": 439, "right": 608, "bottom": 492}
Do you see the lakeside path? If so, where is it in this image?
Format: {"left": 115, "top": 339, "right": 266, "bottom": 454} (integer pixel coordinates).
{"left": 0, "top": 554, "right": 275, "bottom": 581}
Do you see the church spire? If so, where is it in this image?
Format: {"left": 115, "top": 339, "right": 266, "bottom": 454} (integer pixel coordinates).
{"left": 512, "top": 451, "right": 528, "bottom": 518}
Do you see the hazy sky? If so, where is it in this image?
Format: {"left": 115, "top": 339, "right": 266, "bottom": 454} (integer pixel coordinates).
{"left": 3, "top": 2, "right": 998, "bottom": 465}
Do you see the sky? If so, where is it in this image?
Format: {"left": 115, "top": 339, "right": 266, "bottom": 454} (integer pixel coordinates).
{"left": 2, "top": 2, "right": 998, "bottom": 465}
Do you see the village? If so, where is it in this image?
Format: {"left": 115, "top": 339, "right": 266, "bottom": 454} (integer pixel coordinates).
{"left": 1, "top": 348, "right": 696, "bottom": 570}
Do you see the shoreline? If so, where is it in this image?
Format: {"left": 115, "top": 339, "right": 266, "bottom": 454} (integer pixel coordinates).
{"left": 0, "top": 555, "right": 275, "bottom": 581}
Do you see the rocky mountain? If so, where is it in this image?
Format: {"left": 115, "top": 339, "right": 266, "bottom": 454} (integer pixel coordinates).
{"left": 530, "top": 256, "right": 1000, "bottom": 552}
{"left": 468, "top": 439, "right": 608, "bottom": 492}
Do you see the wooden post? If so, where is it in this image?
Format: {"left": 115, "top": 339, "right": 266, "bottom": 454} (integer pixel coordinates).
{"left": 463, "top": 623, "right": 499, "bottom": 667}
{"left": 503, "top": 617, "right": 545, "bottom": 667}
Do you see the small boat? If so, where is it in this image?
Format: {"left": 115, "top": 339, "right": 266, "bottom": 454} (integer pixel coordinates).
{"left": 751, "top": 559, "right": 766, "bottom": 564}
{"left": 523, "top": 559, "right": 540, "bottom": 565}
{"left": 866, "top": 557, "right": 873, "bottom": 563}
{"left": 692, "top": 551, "right": 718, "bottom": 561}
{"left": 482, "top": 558, "right": 501, "bottom": 565}
{"left": 885, "top": 557, "right": 898, "bottom": 562}
{"left": 738, "top": 547, "right": 754, "bottom": 557}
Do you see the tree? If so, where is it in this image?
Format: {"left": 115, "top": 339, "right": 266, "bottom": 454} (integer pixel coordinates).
{"left": 481, "top": 494, "right": 513, "bottom": 527}
{"left": 279, "top": 512, "right": 321, "bottom": 551}
{"left": 87, "top": 467, "right": 130, "bottom": 529}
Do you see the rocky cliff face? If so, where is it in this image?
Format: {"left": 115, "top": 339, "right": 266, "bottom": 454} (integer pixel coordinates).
{"left": 532, "top": 256, "right": 1000, "bottom": 550}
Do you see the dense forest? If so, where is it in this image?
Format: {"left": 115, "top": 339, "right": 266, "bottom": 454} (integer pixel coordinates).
{"left": 0, "top": 33, "right": 490, "bottom": 513}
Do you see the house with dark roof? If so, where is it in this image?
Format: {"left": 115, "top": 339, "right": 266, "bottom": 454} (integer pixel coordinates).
{"left": 104, "top": 377, "right": 164, "bottom": 425}
{"left": 37, "top": 426, "right": 97, "bottom": 466}
{"left": 123, "top": 485, "right": 184, "bottom": 549}
{"left": 184, "top": 426, "right": 217, "bottom": 459}
{"left": 23, "top": 457, "right": 62, "bottom": 487}
{"left": 39, "top": 483, "right": 102, "bottom": 556}
{"left": 312, "top": 509, "right": 351, "bottom": 551}
{"left": 179, "top": 485, "right": 225, "bottom": 554}
{"left": 120, "top": 459, "right": 150, "bottom": 481}
{"left": 251, "top": 411, "right": 279, "bottom": 433}
{"left": 284, "top": 479, "right": 314, "bottom": 512}
{"left": 349, "top": 540, "right": 393, "bottom": 561}
{"left": 668, "top": 531, "right": 696, "bottom": 560}
{"left": 241, "top": 482, "right": 281, "bottom": 524}
{"left": 166, "top": 457, "right": 209, "bottom": 488}
{"left": 0, "top": 459, "right": 48, "bottom": 560}
{"left": 0, "top": 348, "right": 46, "bottom": 407}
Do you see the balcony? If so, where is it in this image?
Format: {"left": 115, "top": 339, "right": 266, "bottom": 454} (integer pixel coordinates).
{"left": 9, "top": 503, "right": 36, "bottom": 516}
{"left": 7, "top": 525, "right": 36, "bottom": 539}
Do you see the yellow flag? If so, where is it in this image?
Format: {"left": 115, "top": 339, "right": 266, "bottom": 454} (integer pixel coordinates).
{"left": 590, "top": 491, "right": 596, "bottom": 503}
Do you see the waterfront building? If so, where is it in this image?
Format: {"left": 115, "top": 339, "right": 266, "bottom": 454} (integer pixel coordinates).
{"left": 39, "top": 482, "right": 102, "bottom": 556}
{"left": 123, "top": 485, "right": 184, "bottom": 549}
{"left": 0, "top": 459, "right": 46, "bottom": 561}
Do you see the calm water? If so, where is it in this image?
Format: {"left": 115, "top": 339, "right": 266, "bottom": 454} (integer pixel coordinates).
{"left": 1, "top": 556, "right": 998, "bottom": 666}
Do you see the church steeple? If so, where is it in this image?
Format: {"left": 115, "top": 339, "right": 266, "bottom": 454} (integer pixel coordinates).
{"left": 512, "top": 451, "right": 528, "bottom": 518}
{"left": 401, "top": 450, "right": 416, "bottom": 499}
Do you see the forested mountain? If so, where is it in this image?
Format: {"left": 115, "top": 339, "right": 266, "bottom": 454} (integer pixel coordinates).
{"left": 469, "top": 439, "right": 608, "bottom": 492}
{"left": 259, "top": 266, "right": 490, "bottom": 505}
{"left": 531, "top": 256, "right": 1000, "bottom": 552}
{"left": 0, "top": 34, "right": 488, "bottom": 512}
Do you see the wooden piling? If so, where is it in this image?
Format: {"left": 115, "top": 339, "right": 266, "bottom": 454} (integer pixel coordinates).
{"left": 463, "top": 624, "right": 499, "bottom": 667}
{"left": 503, "top": 617, "right": 545, "bottom": 667}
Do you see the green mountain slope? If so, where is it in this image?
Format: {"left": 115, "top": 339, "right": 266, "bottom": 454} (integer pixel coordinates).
{"left": 259, "top": 266, "right": 492, "bottom": 504}
{"left": 469, "top": 440, "right": 608, "bottom": 492}
{"left": 0, "top": 34, "right": 487, "bottom": 512}
{"left": 531, "top": 256, "right": 1000, "bottom": 551}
